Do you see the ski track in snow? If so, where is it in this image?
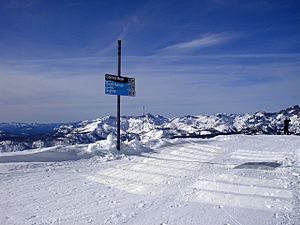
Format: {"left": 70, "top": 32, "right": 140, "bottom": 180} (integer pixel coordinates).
{"left": 0, "top": 135, "right": 299, "bottom": 225}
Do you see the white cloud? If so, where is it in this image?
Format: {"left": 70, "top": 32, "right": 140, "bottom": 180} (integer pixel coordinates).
{"left": 1, "top": 51, "right": 299, "bottom": 122}
{"left": 162, "top": 33, "right": 235, "bottom": 51}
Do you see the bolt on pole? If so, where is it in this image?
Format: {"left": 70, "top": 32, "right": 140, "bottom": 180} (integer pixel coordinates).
{"left": 117, "top": 40, "right": 121, "bottom": 151}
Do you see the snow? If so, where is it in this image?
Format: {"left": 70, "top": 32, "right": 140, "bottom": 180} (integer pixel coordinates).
{"left": 1, "top": 105, "right": 300, "bottom": 152}
{"left": 0, "top": 135, "right": 300, "bottom": 225}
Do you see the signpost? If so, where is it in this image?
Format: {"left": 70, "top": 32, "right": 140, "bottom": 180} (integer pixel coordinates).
{"left": 105, "top": 74, "right": 135, "bottom": 97}
{"left": 104, "top": 40, "right": 136, "bottom": 151}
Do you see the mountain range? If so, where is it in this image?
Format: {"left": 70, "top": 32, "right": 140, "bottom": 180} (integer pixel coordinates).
{"left": 1, "top": 105, "right": 299, "bottom": 152}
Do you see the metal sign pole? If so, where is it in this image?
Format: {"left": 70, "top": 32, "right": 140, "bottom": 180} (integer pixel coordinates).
{"left": 104, "top": 40, "right": 134, "bottom": 150}
{"left": 117, "top": 40, "right": 121, "bottom": 151}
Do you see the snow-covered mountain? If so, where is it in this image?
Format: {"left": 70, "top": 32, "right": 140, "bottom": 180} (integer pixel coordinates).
{"left": 1, "top": 105, "right": 299, "bottom": 152}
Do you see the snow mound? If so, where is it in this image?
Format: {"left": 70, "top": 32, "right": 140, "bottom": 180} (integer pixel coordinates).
{"left": 0, "top": 135, "right": 158, "bottom": 163}
{"left": 86, "top": 134, "right": 152, "bottom": 161}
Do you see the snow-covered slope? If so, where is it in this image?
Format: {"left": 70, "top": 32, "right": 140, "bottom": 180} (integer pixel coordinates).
{"left": 1, "top": 135, "right": 300, "bottom": 225}
{"left": 1, "top": 105, "right": 299, "bottom": 152}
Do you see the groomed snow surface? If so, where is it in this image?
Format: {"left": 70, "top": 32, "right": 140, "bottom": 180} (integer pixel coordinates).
{"left": 0, "top": 135, "right": 300, "bottom": 225}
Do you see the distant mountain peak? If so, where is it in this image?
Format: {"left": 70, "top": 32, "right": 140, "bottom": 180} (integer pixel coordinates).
{"left": 1, "top": 105, "right": 299, "bottom": 152}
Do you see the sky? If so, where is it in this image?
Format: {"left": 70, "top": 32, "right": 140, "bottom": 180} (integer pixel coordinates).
{"left": 0, "top": 0, "right": 299, "bottom": 123}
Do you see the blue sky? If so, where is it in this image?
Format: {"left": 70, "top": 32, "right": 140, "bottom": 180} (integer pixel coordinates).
{"left": 0, "top": 0, "right": 299, "bottom": 123}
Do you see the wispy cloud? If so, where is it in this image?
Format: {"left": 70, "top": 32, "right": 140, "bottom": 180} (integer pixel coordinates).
{"left": 1, "top": 50, "right": 299, "bottom": 122}
{"left": 118, "top": 16, "right": 140, "bottom": 40}
{"left": 92, "top": 16, "right": 140, "bottom": 57}
{"left": 162, "top": 33, "right": 236, "bottom": 52}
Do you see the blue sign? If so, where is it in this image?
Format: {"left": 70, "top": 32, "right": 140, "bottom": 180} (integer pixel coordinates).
{"left": 105, "top": 74, "right": 135, "bottom": 96}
